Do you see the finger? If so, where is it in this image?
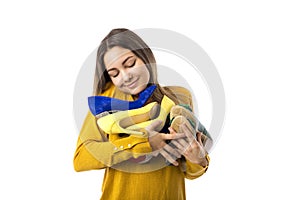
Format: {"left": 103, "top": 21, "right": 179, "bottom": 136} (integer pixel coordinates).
{"left": 177, "top": 138, "right": 190, "bottom": 152}
{"left": 168, "top": 127, "right": 177, "bottom": 134}
{"left": 163, "top": 144, "right": 181, "bottom": 159}
{"left": 170, "top": 140, "right": 185, "bottom": 154}
{"left": 171, "top": 140, "right": 183, "bottom": 149}
{"left": 162, "top": 133, "right": 186, "bottom": 140}
{"left": 196, "top": 131, "right": 204, "bottom": 146}
{"left": 151, "top": 149, "right": 160, "bottom": 157}
{"left": 181, "top": 124, "right": 196, "bottom": 144}
{"left": 160, "top": 149, "right": 178, "bottom": 166}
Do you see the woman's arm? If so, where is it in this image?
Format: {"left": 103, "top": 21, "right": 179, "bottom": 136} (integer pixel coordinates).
{"left": 73, "top": 111, "right": 152, "bottom": 172}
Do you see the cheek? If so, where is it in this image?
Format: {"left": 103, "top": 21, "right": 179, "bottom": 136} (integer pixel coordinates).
{"left": 111, "top": 77, "right": 122, "bottom": 87}
{"left": 141, "top": 67, "right": 150, "bottom": 81}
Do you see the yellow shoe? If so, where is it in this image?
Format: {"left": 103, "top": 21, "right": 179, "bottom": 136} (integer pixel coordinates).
{"left": 126, "top": 95, "right": 175, "bottom": 132}
{"left": 116, "top": 104, "right": 159, "bottom": 132}
{"left": 97, "top": 101, "right": 159, "bottom": 136}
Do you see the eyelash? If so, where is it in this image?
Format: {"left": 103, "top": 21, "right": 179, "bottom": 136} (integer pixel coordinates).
{"left": 108, "top": 71, "right": 118, "bottom": 78}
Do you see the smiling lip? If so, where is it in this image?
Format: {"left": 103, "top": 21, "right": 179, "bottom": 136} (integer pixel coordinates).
{"left": 125, "top": 79, "right": 139, "bottom": 89}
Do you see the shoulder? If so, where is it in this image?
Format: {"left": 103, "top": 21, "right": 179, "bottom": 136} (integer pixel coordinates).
{"left": 163, "top": 86, "right": 191, "bottom": 96}
{"left": 98, "top": 82, "right": 116, "bottom": 97}
{"left": 162, "top": 86, "right": 193, "bottom": 107}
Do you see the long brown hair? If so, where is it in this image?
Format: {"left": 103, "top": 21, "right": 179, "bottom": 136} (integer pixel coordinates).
{"left": 93, "top": 28, "right": 178, "bottom": 104}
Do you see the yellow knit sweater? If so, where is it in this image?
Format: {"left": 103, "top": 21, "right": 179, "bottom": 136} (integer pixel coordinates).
{"left": 73, "top": 84, "right": 209, "bottom": 200}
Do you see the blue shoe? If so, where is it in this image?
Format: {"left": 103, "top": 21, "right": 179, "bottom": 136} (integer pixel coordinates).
{"left": 88, "top": 85, "right": 157, "bottom": 116}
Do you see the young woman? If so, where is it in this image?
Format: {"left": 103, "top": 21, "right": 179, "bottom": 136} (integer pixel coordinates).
{"left": 73, "top": 28, "right": 209, "bottom": 200}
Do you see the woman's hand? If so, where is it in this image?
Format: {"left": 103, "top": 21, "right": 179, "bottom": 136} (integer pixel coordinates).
{"left": 169, "top": 124, "right": 208, "bottom": 167}
{"left": 146, "top": 120, "right": 185, "bottom": 166}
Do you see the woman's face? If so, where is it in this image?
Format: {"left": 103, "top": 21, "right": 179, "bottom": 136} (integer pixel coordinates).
{"left": 104, "top": 46, "right": 150, "bottom": 95}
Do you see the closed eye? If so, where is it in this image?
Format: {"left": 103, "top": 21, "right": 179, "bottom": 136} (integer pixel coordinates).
{"left": 125, "top": 58, "right": 136, "bottom": 68}
{"left": 107, "top": 69, "right": 119, "bottom": 78}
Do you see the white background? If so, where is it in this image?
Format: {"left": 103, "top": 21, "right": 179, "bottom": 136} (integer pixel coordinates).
{"left": 1, "top": 0, "right": 299, "bottom": 199}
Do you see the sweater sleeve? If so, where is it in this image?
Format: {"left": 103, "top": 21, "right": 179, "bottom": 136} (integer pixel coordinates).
{"left": 184, "top": 155, "right": 210, "bottom": 179}
{"left": 73, "top": 111, "right": 152, "bottom": 172}
{"left": 166, "top": 86, "right": 210, "bottom": 179}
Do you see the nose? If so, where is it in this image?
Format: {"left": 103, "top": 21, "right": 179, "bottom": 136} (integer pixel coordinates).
{"left": 120, "top": 70, "right": 132, "bottom": 83}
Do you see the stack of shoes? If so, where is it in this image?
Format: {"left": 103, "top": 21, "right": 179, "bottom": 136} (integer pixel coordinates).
{"left": 94, "top": 95, "right": 212, "bottom": 166}
{"left": 97, "top": 95, "right": 175, "bottom": 141}
{"left": 94, "top": 95, "right": 175, "bottom": 164}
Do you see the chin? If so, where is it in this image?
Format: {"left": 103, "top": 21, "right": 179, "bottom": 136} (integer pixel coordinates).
{"left": 130, "top": 85, "right": 147, "bottom": 95}
{"left": 129, "top": 89, "right": 142, "bottom": 95}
